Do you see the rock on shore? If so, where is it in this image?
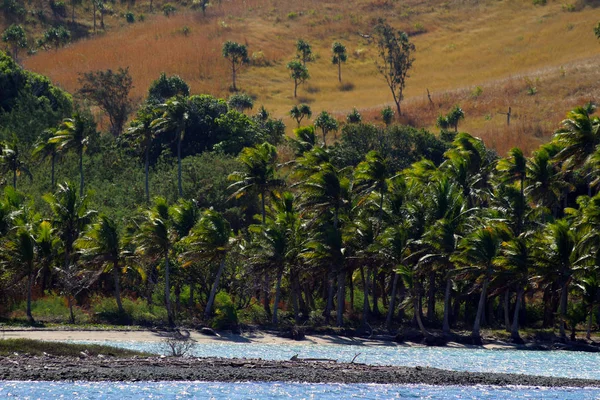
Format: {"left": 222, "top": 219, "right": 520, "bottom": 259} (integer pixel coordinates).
{"left": 1, "top": 355, "right": 599, "bottom": 387}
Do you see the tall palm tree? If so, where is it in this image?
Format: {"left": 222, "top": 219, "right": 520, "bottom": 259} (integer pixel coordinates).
{"left": 535, "top": 219, "right": 578, "bottom": 341}
{"left": 525, "top": 144, "right": 568, "bottom": 215}
{"left": 453, "top": 225, "right": 506, "bottom": 343}
{"left": 181, "top": 209, "right": 232, "bottom": 320}
{"left": 134, "top": 197, "right": 177, "bottom": 326}
{"left": 32, "top": 129, "right": 61, "bottom": 189}
{"left": 151, "top": 96, "right": 191, "bottom": 198}
{"left": 497, "top": 147, "right": 527, "bottom": 198}
{"left": 553, "top": 104, "right": 600, "bottom": 174}
{"left": 49, "top": 114, "right": 93, "bottom": 197}
{"left": 355, "top": 150, "right": 392, "bottom": 232}
{"left": 76, "top": 215, "right": 129, "bottom": 314}
{"left": 229, "top": 142, "right": 284, "bottom": 224}
{"left": 127, "top": 106, "right": 157, "bottom": 203}
{"left": 0, "top": 141, "right": 33, "bottom": 189}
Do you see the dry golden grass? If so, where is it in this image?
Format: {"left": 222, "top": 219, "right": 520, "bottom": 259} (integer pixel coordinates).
{"left": 21, "top": 0, "right": 600, "bottom": 154}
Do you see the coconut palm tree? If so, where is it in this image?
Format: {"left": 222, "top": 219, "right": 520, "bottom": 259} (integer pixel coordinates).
{"left": 127, "top": 106, "right": 157, "bottom": 203}
{"left": 553, "top": 104, "right": 600, "bottom": 174}
{"left": 497, "top": 147, "right": 527, "bottom": 198}
{"left": 228, "top": 142, "right": 284, "bottom": 224}
{"left": 151, "top": 96, "right": 192, "bottom": 198}
{"left": 453, "top": 225, "right": 506, "bottom": 343}
{"left": 49, "top": 114, "right": 94, "bottom": 197}
{"left": 76, "top": 215, "right": 129, "bottom": 314}
{"left": 0, "top": 141, "right": 33, "bottom": 189}
{"left": 354, "top": 150, "right": 392, "bottom": 233}
{"left": 525, "top": 144, "right": 568, "bottom": 215}
{"left": 180, "top": 209, "right": 232, "bottom": 320}
{"left": 134, "top": 197, "right": 177, "bottom": 326}
{"left": 32, "top": 128, "right": 61, "bottom": 190}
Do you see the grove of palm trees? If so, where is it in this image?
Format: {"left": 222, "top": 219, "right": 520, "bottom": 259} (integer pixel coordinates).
{"left": 2, "top": 35, "right": 600, "bottom": 348}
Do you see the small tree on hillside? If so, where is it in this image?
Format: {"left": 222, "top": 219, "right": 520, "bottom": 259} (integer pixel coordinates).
{"left": 40, "top": 26, "right": 71, "bottom": 51}
{"left": 147, "top": 73, "right": 190, "bottom": 104}
{"left": 228, "top": 93, "right": 254, "bottom": 112}
{"left": 331, "top": 41, "right": 347, "bottom": 82}
{"left": 595, "top": 22, "right": 600, "bottom": 39}
{"left": 296, "top": 39, "right": 312, "bottom": 66}
{"left": 347, "top": 108, "right": 361, "bottom": 124}
{"left": 287, "top": 60, "right": 309, "bottom": 98}
{"left": 381, "top": 106, "right": 394, "bottom": 126}
{"left": 2, "top": 25, "right": 27, "bottom": 63}
{"left": 193, "top": 0, "right": 210, "bottom": 16}
{"left": 290, "top": 104, "right": 312, "bottom": 127}
{"left": 314, "top": 111, "right": 339, "bottom": 146}
{"left": 374, "top": 19, "right": 415, "bottom": 116}
{"left": 78, "top": 67, "right": 134, "bottom": 137}
{"left": 222, "top": 41, "right": 249, "bottom": 92}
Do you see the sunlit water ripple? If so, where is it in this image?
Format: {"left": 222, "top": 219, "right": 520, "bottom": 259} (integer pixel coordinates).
{"left": 1, "top": 381, "right": 599, "bottom": 400}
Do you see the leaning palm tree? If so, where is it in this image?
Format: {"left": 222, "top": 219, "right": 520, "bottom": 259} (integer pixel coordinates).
{"left": 134, "top": 197, "right": 177, "bottom": 326}
{"left": 151, "top": 96, "right": 191, "bottom": 198}
{"left": 553, "top": 104, "right": 600, "bottom": 173}
{"left": 0, "top": 141, "right": 33, "bottom": 189}
{"left": 180, "top": 209, "right": 232, "bottom": 320}
{"left": 228, "top": 142, "right": 284, "bottom": 224}
{"left": 49, "top": 114, "right": 94, "bottom": 197}
{"left": 76, "top": 215, "right": 129, "bottom": 314}
{"left": 453, "top": 225, "right": 506, "bottom": 343}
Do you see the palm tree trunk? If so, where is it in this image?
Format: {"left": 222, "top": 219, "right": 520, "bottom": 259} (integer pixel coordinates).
{"left": 338, "top": 62, "right": 341, "bottom": 82}
{"left": 371, "top": 268, "right": 380, "bottom": 316}
{"left": 177, "top": 133, "right": 183, "bottom": 198}
{"left": 232, "top": 62, "right": 237, "bottom": 91}
{"left": 427, "top": 271, "right": 436, "bottom": 321}
{"left": 386, "top": 272, "right": 399, "bottom": 330}
{"left": 413, "top": 292, "right": 430, "bottom": 338}
{"left": 12, "top": 167, "right": 16, "bottom": 189}
{"left": 511, "top": 288, "right": 524, "bottom": 342}
{"left": 165, "top": 251, "right": 174, "bottom": 326}
{"left": 26, "top": 270, "right": 35, "bottom": 323}
{"left": 587, "top": 306, "right": 593, "bottom": 340}
{"left": 291, "top": 271, "right": 300, "bottom": 323}
{"left": 504, "top": 290, "right": 511, "bottom": 332}
{"left": 113, "top": 260, "right": 124, "bottom": 314}
{"left": 442, "top": 276, "right": 452, "bottom": 335}
{"left": 360, "top": 266, "right": 370, "bottom": 326}
{"left": 51, "top": 152, "right": 56, "bottom": 189}
{"left": 559, "top": 280, "right": 568, "bottom": 341}
{"left": 145, "top": 145, "right": 150, "bottom": 203}
{"left": 336, "top": 270, "right": 345, "bottom": 327}
{"left": 79, "top": 150, "right": 84, "bottom": 197}
{"left": 472, "top": 275, "right": 490, "bottom": 343}
{"left": 272, "top": 265, "right": 284, "bottom": 325}
{"left": 261, "top": 190, "right": 266, "bottom": 224}
{"left": 205, "top": 258, "right": 226, "bottom": 320}
{"left": 263, "top": 273, "right": 271, "bottom": 318}
{"left": 325, "top": 269, "right": 335, "bottom": 324}
{"left": 68, "top": 295, "right": 75, "bottom": 324}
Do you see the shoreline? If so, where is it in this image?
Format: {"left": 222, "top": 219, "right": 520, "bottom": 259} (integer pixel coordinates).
{"left": 0, "top": 355, "right": 599, "bottom": 387}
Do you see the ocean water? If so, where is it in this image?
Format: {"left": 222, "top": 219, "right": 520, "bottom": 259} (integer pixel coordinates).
{"left": 1, "top": 381, "right": 599, "bottom": 400}
{"left": 70, "top": 340, "right": 600, "bottom": 380}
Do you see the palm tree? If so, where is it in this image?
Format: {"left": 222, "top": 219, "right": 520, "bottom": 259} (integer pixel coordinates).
{"left": 535, "top": 219, "right": 578, "bottom": 341}
{"left": 134, "top": 197, "right": 177, "bottom": 326}
{"left": 127, "top": 106, "right": 157, "bottom": 203}
{"left": 497, "top": 147, "right": 527, "bottom": 198}
{"left": 0, "top": 141, "right": 33, "bottom": 189}
{"left": 575, "top": 271, "right": 600, "bottom": 340}
{"left": 554, "top": 104, "right": 600, "bottom": 174}
{"left": 181, "top": 209, "right": 232, "bottom": 320}
{"left": 525, "top": 144, "right": 568, "bottom": 215}
{"left": 453, "top": 225, "right": 506, "bottom": 343}
{"left": 151, "top": 96, "right": 191, "bottom": 198}
{"left": 355, "top": 150, "right": 391, "bottom": 233}
{"left": 49, "top": 114, "right": 93, "bottom": 197}
{"left": 228, "top": 142, "right": 284, "bottom": 224}
{"left": 32, "top": 129, "right": 61, "bottom": 189}
{"left": 76, "top": 215, "right": 129, "bottom": 314}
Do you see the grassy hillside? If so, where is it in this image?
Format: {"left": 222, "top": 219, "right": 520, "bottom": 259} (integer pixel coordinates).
{"left": 16, "top": 0, "right": 600, "bottom": 154}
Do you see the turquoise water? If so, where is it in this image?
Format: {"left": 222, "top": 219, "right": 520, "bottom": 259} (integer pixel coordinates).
{"left": 1, "top": 381, "right": 599, "bottom": 399}
{"left": 71, "top": 340, "right": 600, "bottom": 380}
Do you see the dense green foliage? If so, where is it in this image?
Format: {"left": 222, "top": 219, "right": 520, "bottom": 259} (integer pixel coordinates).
{"left": 2, "top": 51, "right": 600, "bottom": 346}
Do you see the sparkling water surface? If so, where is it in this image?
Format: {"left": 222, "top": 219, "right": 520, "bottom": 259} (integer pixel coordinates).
{"left": 70, "top": 339, "right": 600, "bottom": 380}
{"left": 1, "top": 381, "right": 599, "bottom": 400}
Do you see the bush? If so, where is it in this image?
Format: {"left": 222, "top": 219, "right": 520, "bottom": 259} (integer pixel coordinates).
{"left": 238, "top": 302, "right": 268, "bottom": 325}
{"left": 210, "top": 291, "right": 238, "bottom": 329}
{"left": 125, "top": 12, "right": 135, "bottom": 23}
{"left": 49, "top": 0, "right": 67, "bottom": 17}
{"left": 162, "top": 3, "right": 176, "bottom": 17}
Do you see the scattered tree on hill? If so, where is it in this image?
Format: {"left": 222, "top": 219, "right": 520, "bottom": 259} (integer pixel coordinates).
{"left": 347, "top": 108, "right": 361, "bottom": 124}
{"left": 147, "top": 73, "right": 190, "bottom": 104}
{"left": 2, "top": 25, "right": 27, "bottom": 63}
{"left": 290, "top": 104, "right": 312, "bottom": 127}
{"left": 595, "top": 22, "right": 600, "bottom": 39}
{"left": 314, "top": 111, "right": 339, "bottom": 146}
{"left": 222, "top": 41, "right": 249, "bottom": 92}
{"left": 40, "top": 26, "right": 71, "bottom": 51}
{"left": 228, "top": 93, "right": 254, "bottom": 112}
{"left": 162, "top": 3, "right": 176, "bottom": 17}
{"left": 193, "top": 0, "right": 210, "bottom": 16}
{"left": 70, "top": 0, "right": 81, "bottom": 23}
{"left": 374, "top": 20, "right": 415, "bottom": 116}
{"left": 437, "top": 105, "right": 465, "bottom": 132}
{"left": 77, "top": 67, "right": 134, "bottom": 137}
{"left": 296, "top": 39, "right": 312, "bottom": 66}
{"left": 331, "top": 41, "right": 347, "bottom": 82}
{"left": 287, "top": 60, "right": 309, "bottom": 99}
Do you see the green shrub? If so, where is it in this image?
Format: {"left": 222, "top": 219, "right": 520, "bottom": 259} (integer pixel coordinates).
{"left": 211, "top": 291, "right": 238, "bottom": 329}
{"left": 532, "top": 0, "right": 546, "bottom": 5}
{"left": 287, "top": 12, "right": 298, "bottom": 19}
{"left": 125, "top": 12, "right": 135, "bottom": 23}
{"left": 49, "top": 0, "right": 67, "bottom": 17}
{"left": 238, "top": 302, "right": 268, "bottom": 325}
{"left": 162, "top": 3, "right": 176, "bottom": 17}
